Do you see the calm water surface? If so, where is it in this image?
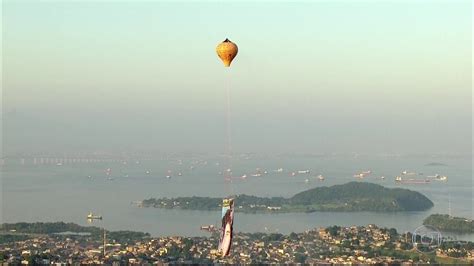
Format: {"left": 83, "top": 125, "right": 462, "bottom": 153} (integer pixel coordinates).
{"left": 2, "top": 155, "right": 473, "bottom": 240}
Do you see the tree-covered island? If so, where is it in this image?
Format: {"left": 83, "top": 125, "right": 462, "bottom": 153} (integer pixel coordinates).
{"left": 141, "top": 182, "right": 433, "bottom": 213}
{"left": 423, "top": 214, "right": 474, "bottom": 233}
{"left": 0, "top": 222, "right": 150, "bottom": 244}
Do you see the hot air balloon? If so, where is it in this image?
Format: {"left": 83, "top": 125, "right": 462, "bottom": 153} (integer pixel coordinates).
{"left": 216, "top": 38, "right": 238, "bottom": 67}
{"left": 215, "top": 38, "right": 237, "bottom": 258}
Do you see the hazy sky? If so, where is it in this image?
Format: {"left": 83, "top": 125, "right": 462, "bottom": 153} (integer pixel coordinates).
{"left": 3, "top": 0, "right": 472, "bottom": 154}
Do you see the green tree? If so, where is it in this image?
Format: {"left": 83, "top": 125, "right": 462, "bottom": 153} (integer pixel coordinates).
{"left": 295, "top": 253, "right": 307, "bottom": 263}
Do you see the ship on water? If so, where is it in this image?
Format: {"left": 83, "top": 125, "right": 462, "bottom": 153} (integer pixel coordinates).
{"left": 200, "top": 224, "right": 217, "bottom": 232}
{"left": 428, "top": 174, "right": 448, "bottom": 181}
{"left": 297, "top": 170, "right": 310, "bottom": 174}
{"left": 86, "top": 212, "right": 102, "bottom": 223}
{"left": 401, "top": 170, "right": 417, "bottom": 176}
{"left": 436, "top": 175, "right": 448, "bottom": 181}
{"left": 353, "top": 173, "right": 365, "bottom": 179}
{"left": 353, "top": 170, "right": 372, "bottom": 179}
{"left": 395, "top": 176, "right": 430, "bottom": 184}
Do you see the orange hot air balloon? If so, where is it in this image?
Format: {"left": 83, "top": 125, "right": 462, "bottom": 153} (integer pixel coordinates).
{"left": 216, "top": 38, "right": 238, "bottom": 67}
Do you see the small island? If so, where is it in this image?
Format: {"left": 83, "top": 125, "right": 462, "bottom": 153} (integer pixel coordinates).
{"left": 423, "top": 214, "right": 474, "bottom": 233}
{"left": 142, "top": 182, "right": 433, "bottom": 213}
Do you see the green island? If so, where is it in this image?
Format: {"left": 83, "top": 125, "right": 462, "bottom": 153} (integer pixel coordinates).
{"left": 0, "top": 222, "right": 150, "bottom": 244}
{"left": 142, "top": 182, "right": 433, "bottom": 213}
{"left": 423, "top": 214, "right": 474, "bottom": 233}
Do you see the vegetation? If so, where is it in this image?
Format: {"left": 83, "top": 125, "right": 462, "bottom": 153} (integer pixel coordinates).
{"left": 0, "top": 234, "right": 31, "bottom": 244}
{"left": 108, "top": 231, "right": 150, "bottom": 244}
{"left": 1, "top": 222, "right": 101, "bottom": 235}
{"left": 0, "top": 222, "right": 150, "bottom": 243}
{"left": 142, "top": 182, "right": 433, "bottom": 213}
{"left": 290, "top": 182, "right": 433, "bottom": 211}
{"left": 423, "top": 214, "right": 474, "bottom": 233}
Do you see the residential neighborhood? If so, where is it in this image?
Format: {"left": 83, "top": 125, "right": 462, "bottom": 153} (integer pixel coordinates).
{"left": 1, "top": 224, "right": 473, "bottom": 264}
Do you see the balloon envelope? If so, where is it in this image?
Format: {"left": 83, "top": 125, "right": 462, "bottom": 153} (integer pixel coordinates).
{"left": 216, "top": 38, "right": 238, "bottom": 67}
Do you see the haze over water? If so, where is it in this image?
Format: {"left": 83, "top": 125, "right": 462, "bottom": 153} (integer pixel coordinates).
{"left": 3, "top": 154, "right": 473, "bottom": 241}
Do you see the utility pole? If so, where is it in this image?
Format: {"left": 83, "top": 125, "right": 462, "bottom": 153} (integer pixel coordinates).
{"left": 86, "top": 213, "right": 105, "bottom": 261}
{"left": 448, "top": 194, "right": 452, "bottom": 218}
{"left": 103, "top": 229, "right": 107, "bottom": 258}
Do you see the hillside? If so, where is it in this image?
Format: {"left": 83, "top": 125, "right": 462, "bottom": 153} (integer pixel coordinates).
{"left": 423, "top": 214, "right": 474, "bottom": 233}
{"left": 290, "top": 182, "right": 434, "bottom": 211}
{"left": 142, "top": 182, "right": 433, "bottom": 213}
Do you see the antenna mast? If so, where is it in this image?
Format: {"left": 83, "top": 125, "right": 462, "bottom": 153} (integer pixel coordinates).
{"left": 448, "top": 194, "right": 452, "bottom": 217}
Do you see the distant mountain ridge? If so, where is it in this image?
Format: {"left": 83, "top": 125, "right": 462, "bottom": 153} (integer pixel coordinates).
{"left": 142, "top": 182, "right": 433, "bottom": 213}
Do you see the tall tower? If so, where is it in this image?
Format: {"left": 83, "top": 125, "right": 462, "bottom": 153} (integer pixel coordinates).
{"left": 103, "top": 229, "right": 107, "bottom": 258}
{"left": 448, "top": 194, "right": 452, "bottom": 218}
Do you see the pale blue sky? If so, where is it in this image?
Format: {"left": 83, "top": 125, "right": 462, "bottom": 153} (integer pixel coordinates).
{"left": 3, "top": 0, "right": 472, "bottom": 153}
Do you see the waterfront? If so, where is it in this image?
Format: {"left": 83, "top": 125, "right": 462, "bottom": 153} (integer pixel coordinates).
{"left": 2, "top": 154, "right": 473, "bottom": 240}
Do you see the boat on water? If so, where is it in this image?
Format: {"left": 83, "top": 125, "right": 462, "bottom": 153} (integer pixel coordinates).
{"left": 353, "top": 170, "right": 371, "bottom": 179}
{"left": 401, "top": 170, "right": 417, "bottom": 176}
{"left": 87, "top": 212, "right": 102, "bottom": 220}
{"left": 200, "top": 224, "right": 217, "bottom": 232}
{"left": 353, "top": 173, "right": 365, "bottom": 178}
{"left": 315, "top": 174, "right": 325, "bottom": 181}
{"left": 436, "top": 175, "right": 448, "bottom": 181}
{"left": 437, "top": 176, "right": 448, "bottom": 181}
{"left": 395, "top": 176, "right": 430, "bottom": 184}
{"left": 297, "top": 170, "right": 310, "bottom": 174}
{"left": 429, "top": 174, "right": 448, "bottom": 181}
